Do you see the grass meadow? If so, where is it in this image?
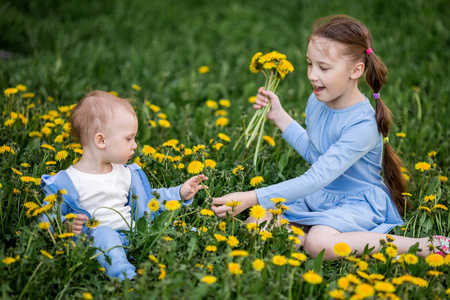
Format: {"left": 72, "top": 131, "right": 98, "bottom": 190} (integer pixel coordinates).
{"left": 1, "top": 0, "right": 449, "bottom": 299}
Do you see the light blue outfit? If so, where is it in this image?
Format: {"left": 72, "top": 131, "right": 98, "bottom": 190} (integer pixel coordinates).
{"left": 256, "top": 93, "right": 404, "bottom": 233}
{"left": 40, "top": 163, "right": 192, "bottom": 281}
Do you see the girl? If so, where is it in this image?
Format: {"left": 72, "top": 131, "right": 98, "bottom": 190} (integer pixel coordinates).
{"left": 211, "top": 15, "right": 449, "bottom": 260}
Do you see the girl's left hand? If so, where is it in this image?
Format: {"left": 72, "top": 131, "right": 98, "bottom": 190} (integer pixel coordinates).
{"left": 211, "top": 191, "right": 258, "bottom": 218}
{"left": 180, "top": 174, "right": 209, "bottom": 200}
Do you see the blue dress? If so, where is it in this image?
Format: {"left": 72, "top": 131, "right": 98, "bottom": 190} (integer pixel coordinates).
{"left": 255, "top": 93, "right": 404, "bottom": 233}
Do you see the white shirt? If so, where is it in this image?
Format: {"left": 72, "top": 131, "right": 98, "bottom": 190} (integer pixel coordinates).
{"left": 66, "top": 164, "right": 133, "bottom": 231}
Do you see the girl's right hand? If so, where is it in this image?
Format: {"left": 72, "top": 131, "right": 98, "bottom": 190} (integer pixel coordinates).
{"left": 255, "top": 87, "right": 293, "bottom": 132}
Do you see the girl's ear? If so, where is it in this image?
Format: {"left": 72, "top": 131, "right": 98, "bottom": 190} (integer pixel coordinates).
{"left": 94, "top": 132, "right": 106, "bottom": 149}
{"left": 350, "top": 61, "right": 365, "bottom": 80}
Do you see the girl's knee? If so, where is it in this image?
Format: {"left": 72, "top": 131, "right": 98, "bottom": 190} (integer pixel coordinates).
{"left": 303, "top": 236, "right": 334, "bottom": 259}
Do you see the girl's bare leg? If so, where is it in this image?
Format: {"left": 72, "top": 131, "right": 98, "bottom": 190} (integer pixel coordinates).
{"left": 304, "top": 225, "right": 436, "bottom": 260}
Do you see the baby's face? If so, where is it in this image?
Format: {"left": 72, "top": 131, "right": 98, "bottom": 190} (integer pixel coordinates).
{"left": 103, "top": 109, "right": 138, "bottom": 164}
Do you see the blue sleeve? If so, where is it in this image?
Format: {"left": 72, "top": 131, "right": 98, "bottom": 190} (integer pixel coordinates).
{"left": 282, "top": 121, "right": 312, "bottom": 164}
{"left": 256, "top": 118, "right": 379, "bottom": 208}
{"left": 153, "top": 185, "right": 194, "bottom": 206}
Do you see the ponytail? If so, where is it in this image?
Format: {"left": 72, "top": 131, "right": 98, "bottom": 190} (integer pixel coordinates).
{"left": 366, "top": 50, "right": 409, "bottom": 217}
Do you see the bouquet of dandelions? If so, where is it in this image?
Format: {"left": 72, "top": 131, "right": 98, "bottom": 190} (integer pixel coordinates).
{"left": 235, "top": 51, "right": 294, "bottom": 166}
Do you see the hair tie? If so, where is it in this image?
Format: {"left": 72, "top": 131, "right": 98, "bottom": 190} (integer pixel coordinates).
{"left": 366, "top": 48, "right": 374, "bottom": 55}
{"left": 383, "top": 136, "right": 389, "bottom": 144}
{"left": 373, "top": 93, "right": 380, "bottom": 99}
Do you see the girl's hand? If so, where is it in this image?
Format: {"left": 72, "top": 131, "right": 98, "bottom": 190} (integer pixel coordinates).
{"left": 255, "top": 87, "right": 293, "bottom": 132}
{"left": 211, "top": 191, "right": 258, "bottom": 218}
{"left": 180, "top": 174, "right": 209, "bottom": 200}
{"left": 64, "top": 214, "right": 89, "bottom": 235}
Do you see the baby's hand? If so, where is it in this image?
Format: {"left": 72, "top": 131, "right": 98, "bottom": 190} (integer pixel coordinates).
{"left": 180, "top": 174, "right": 209, "bottom": 200}
{"left": 64, "top": 214, "right": 89, "bottom": 235}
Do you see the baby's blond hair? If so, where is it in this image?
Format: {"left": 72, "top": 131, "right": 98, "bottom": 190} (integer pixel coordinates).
{"left": 70, "top": 90, "right": 136, "bottom": 146}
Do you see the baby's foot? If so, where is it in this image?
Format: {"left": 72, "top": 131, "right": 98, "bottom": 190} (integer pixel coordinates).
{"left": 433, "top": 235, "right": 450, "bottom": 254}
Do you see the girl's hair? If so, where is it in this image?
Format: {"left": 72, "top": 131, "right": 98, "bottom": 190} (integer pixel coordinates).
{"left": 70, "top": 90, "right": 136, "bottom": 146}
{"left": 308, "top": 15, "right": 409, "bottom": 216}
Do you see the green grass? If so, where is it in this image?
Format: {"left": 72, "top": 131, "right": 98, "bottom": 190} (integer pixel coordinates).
{"left": 1, "top": 0, "right": 449, "bottom": 298}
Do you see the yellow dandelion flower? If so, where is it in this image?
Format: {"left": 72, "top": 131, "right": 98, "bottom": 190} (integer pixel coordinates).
{"left": 249, "top": 52, "right": 263, "bottom": 73}
{"left": 148, "top": 198, "right": 160, "bottom": 212}
{"left": 357, "top": 261, "right": 368, "bottom": 271}
{"left": 20, "top": 176, "right": 35, "bottom": 183}
{"left": 40, "top": 250, "right": 53, "bottom": 259}
{"left": 55, "top": 150, "right": 68, "bottom": 161}
{"left": 271, "top": 197, "right": 286, "bottom": 204}
{"left": 218, "top": 222, "right": 226, "bottom": 232}
{"left": 192, "top": 144, "right": 205, "bottom": 153}
{"left": 303, "top": 270, "right": 323, "bottom": 284}
{"left": 372, "top": 252, "right": 386, "bottom": 263}
{"left": 428, "top": 150, "right": 437, "bottom": 158}
{"left": 419, "top": 206, "right": 431, "bottom": 213}
{"left": 263, "top": 135, "right": 275, "bottom": 147}
{"left": 57, "top": 233, "right": 75, "bottom": 239}
{"left": 230, "top": 250, "right": 249, "bottom": 257}
{"left": 291, "top": 252, "right": 307, "bottom": 261}
{"left": 214, "top": 233, "right": 227, "bottom": 242}
{"left": 200, "top": 208, "right": 215, "bottom": 216}
{"left": 355, "top": 283, "right": 375, "bottom": 298}
{"left": 158, "top": 119, "right": 171, "bottom": 128}
{"left": 396, "top": 132, "right": 406, "bottom": 138}
{"left": 148, "top": 254, "right": 158, "bottom": 263}
{"left": 4, "top": 88, "right": 18, "bottom": 96}
{"left": 328, "top": 289, "right": 345, "bottom": 300}
{"left": 215, "top": 117, "right": 229, "bottom": 127}
{"left": 403, "top": 253, "right": 418, "bottom": 265}
{"left": 249, "top": 205, "right": 266, "bottom": 220}
{"left": 142, "top": 145, "right": 157, "bottom": 156}
{"left": 16, "top": 84, "right": 27, "bottom": 91}
{"left": 386, "top": 246, "right": 398, "bottom": 258}
{"left": 39, "top": 222, "right": 50, "bottom": 230}
{"left": 132, "top": 84, "right": 141, "bottom": 91}
{"left": 2, "top": 257, "right": 17, "bottom": 265}
{"left": 247, "top": 222, "right": 258, "bottom": 232}
{"left": 228, "top": 262, "right": 243, "bottom": 275}
{"left": 158, "top": 265, "right": 166, "bottom": 280}
{"left": 215, "top": 109, "right": 228, "bottom": 116}
{"left": 86, "top": 218, "right": 101, "bottom": 228}
{"left": 291, "top": 226, "right": 305, "bottom": 236}
{"left": 338, "top": 277, "right": 350, "bottom": 290}
{"left": 333, "top": 242, "right": 351, "bottom": 257}
{"left": 187, "top": 160, "right": 204, "bottom": 174}
{"left": 250, "top": 176, "right": 264, "bottom": 187}
{"left": 205, "top": 245, "right": 217, "bottom": 252}
{"left": 206, "top": 100, "right": 218, "bottom": 109}
{"left": 219, "top": 99, "right": 231, "bottom": 107}
{"left": 149, "top": 104, "right": 160, "bottom": 112}
{"left": 218, "top": 133, "right": 231, "bottom": 142}
{"left": 225, "top": 200, "right": 241, "bottom": 208}
{"left": 204, "top": 159, "right": 216, "bottom": 169}
{"left": 232, "top": 165, "right": 244, "bottom": 175}
{"left": 248, "top": 96, "right": 256, "bottom": 103}
{"left": 200, "top": 275, "right": 217, "bottom": 284}
{"left": 272, "top": 255, "right": 287, "bottom": 266}
{"left": 424, "top": 195, "right": 435, "bottom": 202}
{"left": 22, "top": 92, "right": 35, "bottom": 98}
{"left": 259, "top": 230, "right": 273, "bottom": 241}
{"left": 148, "top": 120, "right": 156, "bottom": 127}
{"left": 165, "top": 200, "right": 181, "bottom": 211}
{"left": 213, "top": 143, "right": 223, "bottom": 150}
{"left": 415, "top": 162, "right": 431, "bottom": 172}
{"left": 227, "top": 236, "right": 239, "bottom": 247}
{"left": 286, "top": 259, "right": 300, "bottom": 267}
{"left": 425, "top": 253, "right": 444, "bottom": 267}
{"left": 438, "top": 175, "right": 448, "bottom": 183}
{"left": 162, "top": 139, "right": 179, "bottom": 148}
{"left": 427, "top": 270, "right": 443, "bottom": 276}
{"left": 65, "top": 213, "right": 77, "bottom": 220}
{"left": 433, "top": 204, "right": 448, "bottom": 210}
{"left": 198, "top": 66, "right": 209, "bottom": 74}
{"left": 252, "top": 259, "right": 265, "bottom": 271}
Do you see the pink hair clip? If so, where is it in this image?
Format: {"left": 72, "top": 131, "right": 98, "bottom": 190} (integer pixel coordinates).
{"left": 366, "top": 48, "right": 374, "bottom": 55}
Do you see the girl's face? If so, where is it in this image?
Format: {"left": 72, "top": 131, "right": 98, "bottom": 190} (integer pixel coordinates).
{"left": 102, "top": 109, "right": 138, "bottom": 165}
{"left": 306, "top": 37, "right": 361, "bottom": 109}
